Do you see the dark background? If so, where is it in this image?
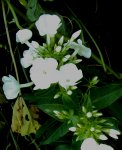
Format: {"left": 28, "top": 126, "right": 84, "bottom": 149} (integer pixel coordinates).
{"left": 0, "top": 0, "right": 122, "bottom": 149}
{"left": 0, "top": 0, "right": 122, "bottom": 77}
{"left": 61, "top": 0, "right": 122, "bottom": 72}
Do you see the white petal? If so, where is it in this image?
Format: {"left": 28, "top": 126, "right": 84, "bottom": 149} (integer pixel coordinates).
{"left": 31, "top": 41, "right": 40, "bottom": 48}
{"left": 109, "top": 129, "right": 120, "bottom": 135}
{"left": 70, "top": 30, "right": 81, "bottom": 41}
{"left": 78, "top": 45, "right": 91, "bottom": 58}
{"left": 35, "top": 14, "right": 61, "bottom": 36}
{"left": 99, "top": 134, "right": 108, "bottom": 140}
{"left": 30, "top": 58, "right": 59, "bottom": 90}
{"left": 16, "top": 29, "right": 32, "bottom": 44}
{"left": 80, "top": 138, "right": 98, "bottom": 150}
{"left": 2, "top": 75, "right": 20, "bottom": 99}
{"left": 69, "top": 127, "right": 76, "bottom": 132}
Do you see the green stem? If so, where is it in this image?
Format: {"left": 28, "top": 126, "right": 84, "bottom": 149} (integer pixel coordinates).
{"left": 29, "top": 135, "right": 41, "bottom": 150}
{"left": 65, "top": 3, "right": 106, "bottom": 72}
{"left": 4, "top": 0, "right": 23, "bottom": 29}
{"left": 2, "top": 0, "right": 21, "bottom": 94}
{"left": 0, "top": 111, "right": 20, "bottom": 150}
{"left": 65, "top": 2, "right": 121, "bottom": 79}
{"left": 92, "top": 54, "right": 121, "bottom": 79}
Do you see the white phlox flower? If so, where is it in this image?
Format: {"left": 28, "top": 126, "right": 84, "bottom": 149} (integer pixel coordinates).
{"left": 80, "top": 138, "right": 98, "bottom": 150}
{"left": 35, "top": 14, "right": 61, "bottom": 36}
{"left": 70, "top": 39, "right": 91, "bottom": 58}
{"left": 108, "top": 129, "right": 121, "bottom": 139}
{"left": 80, "top": 138, "right": 114, "bottom": 150}
{"left": 58, "top": 63, "right": 83, "bottom": 89}
{"left": 20, "top": 41, "right": 39, "bottom": 68}
{"left": 20, "top": 50, "right": 34, "bottom": 68}
{"left": 69, "top": 127, "right": 76, "bottom": 132}
{"left": 16, "top": 29, "right": 32, "bottom": 44}
{"left": 30, "top": 58, "right": 59, "bottom": 90}
{"left": 2, "top": 75, "right": 20, "bottom": 99}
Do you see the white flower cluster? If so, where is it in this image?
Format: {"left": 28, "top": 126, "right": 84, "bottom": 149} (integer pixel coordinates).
{"left": 2, "top": 14, "right": 91, "bottom": 99}
{"left": 80, "top": 138, "right": 114, "bottom": 150}
{"left": 68, "top": 107, "right": 121, "bottom": 150}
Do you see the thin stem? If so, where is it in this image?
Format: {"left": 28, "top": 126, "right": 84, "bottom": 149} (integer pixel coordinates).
{"left": 0, "top": 111, "right": 20, "bottom": 150}
{"left": 29, "top": 135, "right": 41, "bottom": 150}
{"left": 20, "top": 82, "right": 34, "bottom": 88}
{"left": 5, "top": 0, "right": 23, "bottom": 29}
{"left": 65, "top": 2, "right": 121, "bottom": 79}
{"left": 2, "top": 0, "right": 21, "bottom": 94}
{"left": 92, "top": 54, "right": 121, "bottom": 79}
{"left": 65, "top": 4, "right": 106, "bottom": 71}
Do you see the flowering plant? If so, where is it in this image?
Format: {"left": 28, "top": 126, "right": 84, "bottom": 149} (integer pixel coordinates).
{"left": 0, "top": 0, "right": 121, "bottom": 150}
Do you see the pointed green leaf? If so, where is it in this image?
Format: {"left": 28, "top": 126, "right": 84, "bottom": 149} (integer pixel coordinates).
{"left": 55, "top": 144, "right": 72, "bottom": 150}
{"left": 38, "top": 104, "right": 67, "bottom": 119}
{"left": 26, "top": 0, "right": 44, "bottom": 22}
{"left": 91, "top": 83, "right": 122, "bottom": 109}
{"left": 41, "top": 122, "right": 70, "bottom": 144}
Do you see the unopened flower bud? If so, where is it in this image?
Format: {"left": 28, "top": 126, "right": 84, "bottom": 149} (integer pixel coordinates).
{"left": 58, "top": 36, "right": 64, "bottom": 45}
{"left": 99, "top": 134, "right": 108, "bottom": 140}
{"left": 69, "top": 127, "right": 76, "bottom": 132}
{"left": 86, "top": 112, "right": 92, "bottom": 118}
{"left": 70, "top": 30, "right": 81, "bottom": 42}
{"left": 67, "top": 90, "right": 72, "bottom": 95}
{"left": 55, "top": 46, "right": 62, "bottom": 52}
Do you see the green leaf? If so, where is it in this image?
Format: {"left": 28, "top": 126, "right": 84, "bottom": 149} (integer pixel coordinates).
{"left": 55, "top": 144, "right": 72, "bottom": 150}
{"left": 108, "top": 100, "right": 122, "bottom": 124}
{"left": 11, "top": 97, "right": 41, "bottom": 136}
{"left": 0, "top": 121, "right": 5, "bottom": 131}
{"left": 62, "top": 94, "right": 75, "bottom": 109}
{"left": 41, "top": 122, "right": 70, "bottom": 144}
{"left": 90, "top": 83, "right": 122, "bottom": 109}
{"left": 36, "top": 119, "right": 55, "bottom": 138}
{"left": 26, "top": 0, "right": 44, "bottom": 22}
{"left": 0, "top": 93, "right": 7, "bottom": 104}
{"left": 24, "top": 86, "right": 60, "bottom": 105}
{"left": 18, "top": 0, "right": 27, "bottom": 7}
{"left": 38, "top": 104, "right": 67, "bottom": 119}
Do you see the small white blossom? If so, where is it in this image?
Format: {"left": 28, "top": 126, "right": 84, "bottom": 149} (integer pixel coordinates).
{"left": 62, "top": 55, "right": 71, "bottom": 62}
{"left": 58, "top": 63, "right": 83, "bottom": 89}
{"left": 58, "top": 36, "right": 64, "bottom": 45}
{"left": 30, "top": 58, "right": 59, "bottom": 90}
{"left": 20, "top": 50, "right": 34, "bottom": 68}
{"left": 86, "top": 112, "right": 92, "bottom": 118}
{"left": 80, "top": 138, "right": 98, "bottom": 150}
{"left": 71, "top": 85, "right": 77, "bottom": 90}
{"left": 54, "top": 93, "right": 60, "bottom": 99}
{"left": 80, "top": 138, "right": 113, "bottom": 150}
{"left": 16, "top": 29, "right": 32, "bottom": 44}
{"left": 108, "top": 129, "right": 120, "bottom": 139}
{"left": 31, "top": 41, "right": 40, "bottom": 49}
{"left": 67, "top": 90, "right": 72, "bottom": 95}
{"left": 69, "top": 127, "right": 76, "bottom": 132}
{"left": 20, "top": 41, "right": 39, "bottom": 68}
{"left": 2, "top": 75, "right": 20, "bottom": 99}
{"left": 70, "top": 30, "right": 81, "bottom": 42}
{"left": 55, "top": 46, "right": 62, "bottom": 52}
{"left": 90, "top": 127, "right": 95, "bottom": 132}
{"left": 70, "top": 39, "right": 91, "bottom": 58}
{"left": 35, "top": 14, "right": 61, "bottom": 36}
{"left": 99, "top": 134, "right": 108, "bottom": 140}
